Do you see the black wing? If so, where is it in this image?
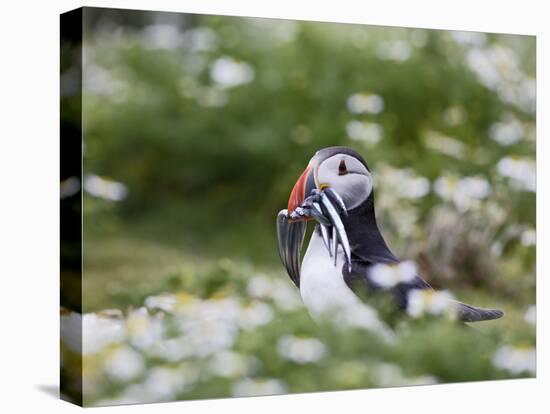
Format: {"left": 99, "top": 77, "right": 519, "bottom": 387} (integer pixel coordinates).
{"left": 455, "top": 302, "right": 504, "bottom": 322}
{"left": 344, "top": 260, "right": 503, "bottom": 322}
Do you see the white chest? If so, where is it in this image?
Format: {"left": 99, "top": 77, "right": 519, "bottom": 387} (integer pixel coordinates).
{"left": 300, "top": 231, "right": 361, "bottom": 316}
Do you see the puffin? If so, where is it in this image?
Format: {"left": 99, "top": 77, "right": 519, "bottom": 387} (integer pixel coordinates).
{"left": 276, "top": 146, "right": 503, "bottom": 323}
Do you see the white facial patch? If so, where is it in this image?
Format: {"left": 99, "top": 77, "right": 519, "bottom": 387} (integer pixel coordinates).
{"left": 316, "top": 154, "right": 372, "bottom": 210}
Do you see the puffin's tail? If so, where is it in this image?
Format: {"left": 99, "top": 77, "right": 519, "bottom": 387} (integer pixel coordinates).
{"left": 456, "top": 302, "right": 504, "bottom": 322}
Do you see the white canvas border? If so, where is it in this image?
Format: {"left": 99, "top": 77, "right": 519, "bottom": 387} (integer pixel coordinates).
{"left": 0, "top": 0, "right": 546, "bottom": 413}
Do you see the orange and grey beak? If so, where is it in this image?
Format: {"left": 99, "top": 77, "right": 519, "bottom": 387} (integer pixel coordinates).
{"left": 275, "top": 163, "right": 316, "bottom": 287}
{"left": 277, "top": 160, "right": 352, "bottom": 282}
{"left": 287, "top": 165, "right": 317, "bottom": 221}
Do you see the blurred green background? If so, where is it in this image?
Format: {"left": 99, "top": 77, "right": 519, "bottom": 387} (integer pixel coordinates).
{"left": 64, "top": 7, "right": 535, "bottom": 405}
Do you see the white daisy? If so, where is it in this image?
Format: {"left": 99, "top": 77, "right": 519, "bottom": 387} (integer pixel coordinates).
{"left": 246, "top": 274, "right": 273, "bottom": 299}
{"left": 489, "top": 118, "right": 524, "bottom": 146}
{"left": 83, "top": 174, "right": 128, "bottom": 201}
{"left": 144, "top": 293, "right": 177, "bottom": 312}
{"left": 347, "top": 93, "right": 384, "bottom": 115}
{"left": 377, "top": 166, "right": 430, "bottom": 199}
{"left": 407, "top": 289, "right": 457, "bottom": 318}
{"left": 232, "top": 378, "right": 287, "bottom": 397}
{"left": 493, "top": 345, "right": 536, "bottom": 375}
{"left": 346, "top": 120, "right": 383, "bottom": 144}
{"left": 126, "top": 307, "right": 164, "bottom": 351}
{"left": 369, "top": 261, "right": 417, "bottom": 289}
{"left": 247, "top": 275, "right": 302, "bottom": 311}
{"left": 496, "top": 156, "right": 535, "bottom": 192}
{"left": 210, "top": 56, "right": 255, "bottom": 88}
{"left": 208, "top": 351, "right": 250, "bottom": 378}
{"left": 424, "top": 131, "right": 465, "bottom": 158}
{"left": 140, "top": 366, "right": 187, "bottom": 401}
{"left": 374, "top": 362, "right": 438, "bottom": 387}
{"left": 277, "top": 335, "right": 328, "bottom": 364}
{"left": 238, "top": 301, "right": 274, "bottom": 330}
{"left": 82, "top": 312, "right": 126, "bottom": 355}
{"left": 521, "top": 228, "right": 536, "bottom": 247}
{"left": 104, "top": 345, "right": 145, "bottom": 382}
{"left": 434, "top": 175, "right": 491, "bottom": 211}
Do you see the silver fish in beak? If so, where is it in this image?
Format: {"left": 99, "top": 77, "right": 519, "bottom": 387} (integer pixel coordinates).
{"left": 276, "top": 165, "right": 352, "bottom": 287}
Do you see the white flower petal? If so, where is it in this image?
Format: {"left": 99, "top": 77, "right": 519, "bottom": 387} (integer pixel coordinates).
{"left": 493, "top": 345, "right": 536, "bottom": 375}
{"left": 105, "top": 346, "right": 145, "bottom": 382}
{"left": 232, "top": 378, "right": 287, "bottom": 397}
{"left": 277, "top": 335, "right": 327, "bottom": 364}
{"left": 210, "top": 56, "right": 255, "bottom": 88}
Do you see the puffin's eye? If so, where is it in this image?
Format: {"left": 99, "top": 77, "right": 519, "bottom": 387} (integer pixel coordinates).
{"left": 338, "top": 159, "right": 348, "bottom": 176}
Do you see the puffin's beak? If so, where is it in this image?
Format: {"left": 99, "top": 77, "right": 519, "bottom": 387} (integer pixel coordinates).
{"left": 276, "top": 159, "right": 352, "bottom": 282}
{"left": 275, "top": 164, "right": 315, "bottom": 286}
{"left": 276, "top": 211, "right": 306, "bottom": 287}
{"left": 287, "top": 165, "right": 316, "bottom": 221}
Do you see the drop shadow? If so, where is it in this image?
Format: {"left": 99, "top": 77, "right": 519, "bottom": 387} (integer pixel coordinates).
{"left": 36, "top": 384, "right": 59, "bottom": 399}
